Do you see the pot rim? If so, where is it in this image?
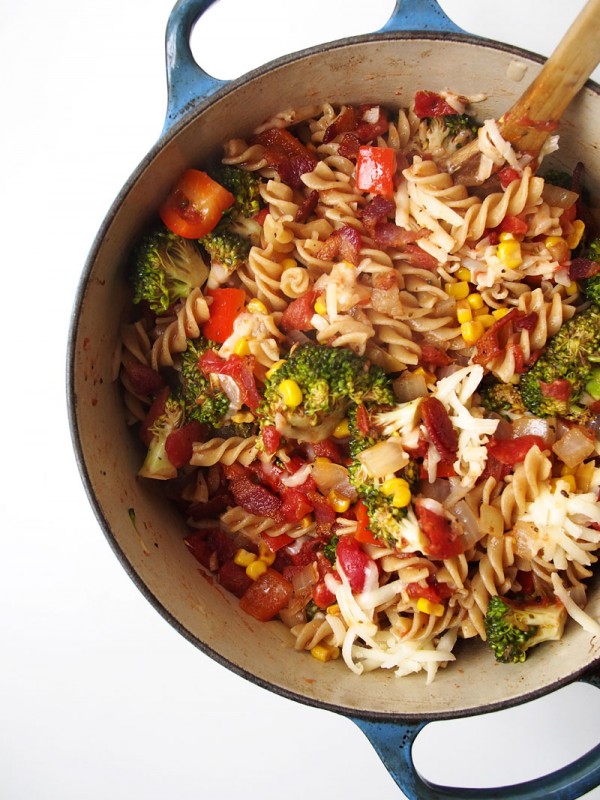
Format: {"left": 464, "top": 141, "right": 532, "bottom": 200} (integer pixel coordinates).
{"left": 68, "top": 28, "right": 600, "bottom": 723}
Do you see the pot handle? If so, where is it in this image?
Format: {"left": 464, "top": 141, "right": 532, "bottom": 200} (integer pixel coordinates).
{"left": 350, "top": 679, "right": 600, "bottom": 800}
{"left": 162, "top": 0, "right": 465, "bottom": 135}
{"left": 378, "top": 0, "right": 465, "bottom": 34}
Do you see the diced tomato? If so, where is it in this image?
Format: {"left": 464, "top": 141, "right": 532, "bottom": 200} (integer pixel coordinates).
{"left": 202, "top": 287, "right": 246, "bottom": 344}
{"left": 239, "top": 569, "right": 293, "bottom": 621}
{"left": 355, "top": 146, "right": 397, "bottom": 198}
{"left": 311, "top": 439, "right": 344, "bottom": 464}
{"left": 165, "top": 420, "right": 203, "bottom": 468}
{"left": 420, "top": 344, "right": 453, "bottom": 367}
{"left": 122, "top": 360, "right": 165, "bottom": 396}
{"left": 184, "top": 526, "right": 238, "bottom": 569}
{"left": 159, "top": 169, "right": 235, "bottom": 238}
{"left": 516, "top": 569, "right": 535, "bottom": 596}
{"left": 414, "top": 503, "right": 464, "bottom": 559}
{"left": 183, "top": 531, "right": 214, "bottom": 569}
{"left": 406, "top": 580, "right": 452, "bottom": 604}
{"left": 355, "top": 105, "right": 390, "bottom": 142}
{"left": 261, "top": 531, "right": 294, "bottom": 553}
{"left": 420, "top": 461, "right": 456, "bottom": 479}
{"left": 413, "top": 90, "right": 457, "bottom": 119}
{"left": 498, "top": 214, "right": 528, "bottom": 235}
{"left": 335, "top": 534, "right": 376, "bottom": 593}
{"left": 254, "top": 207, "right": 269, "bottom": 225}
{"left": 279, "top": 290, "right": 318, "bottom": 333}
{"left": 323, "top": 106, "right": 358, "bottom": 144}
{"left": 218, "top": 560, "right": 253, "bottom": 598}
{"left": 198, "top": 349, "right": 262, "bottom": 411}
{"left": 312, "top": 580, "right": 337, "bottom": 609}
{"left": 356, "top": 404, "right": 370, "bottom": 436}
{"left": 487, "top": 435, "right": 547, "bottom": 465}
{"left": 261, "top": 425, "right": 281, "bottom": 456}
{"left": 187, "top": 493, "right": 231, "bottom": 521}
{"left": 354, "top": 500, "right": 380, "bottom": 546}
{"left": 139, "top": 386, "right": 170, "bottom": 446}
{"left": 498, "top": 166, "right": 521, "bottom": 189}
{"left": 278, "top": 488, "right": 314, "bottom": 523}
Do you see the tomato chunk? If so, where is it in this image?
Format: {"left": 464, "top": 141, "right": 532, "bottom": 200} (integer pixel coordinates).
{"left": 239, "top": 569, "right": 293, "bottom": 621}
{"left": 202, "top": 288, "right": 246, "bottom": 344}
{"left": 487, "top": 435, "right": 547, "bottom": 465}
{"left": 354, "top": 500, "right": 380, "bottom": 546}
{"left": 415, "top": 503, "right": 464, "bottom": 559}
{"left": 159, "top": 169, "right": 234, "bottom": 238}
{"left": 335, "top": 534, "right": 376, "bottom": 593}
{"left": 355, "top": 146, "right": 397, "bottom": 198}
{"left": 165, "top": 420, "right": 203, "bottom": 468}
{"left": 414, "top": 90, "right": 457, "bottom": 118}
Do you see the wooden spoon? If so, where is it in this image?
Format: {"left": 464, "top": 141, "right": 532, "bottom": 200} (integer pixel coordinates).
{"left": 441, "top": 0, "right": 600, "bottom": 186}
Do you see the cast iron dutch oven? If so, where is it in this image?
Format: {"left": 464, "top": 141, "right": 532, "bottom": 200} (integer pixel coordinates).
{"left": 68, "top": 1, "right": 600, "bottom": 796}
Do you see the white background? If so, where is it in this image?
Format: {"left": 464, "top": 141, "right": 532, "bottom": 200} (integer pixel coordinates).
{"left": 2, "top": 1, "right": 600, "bottom": 798}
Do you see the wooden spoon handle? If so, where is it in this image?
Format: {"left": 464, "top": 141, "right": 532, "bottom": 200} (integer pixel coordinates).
{"left": 498, "top": 0, "right": 600, "bottom": 152}
{"left": 443, "top": 0, "right": 600, "bottom": 184}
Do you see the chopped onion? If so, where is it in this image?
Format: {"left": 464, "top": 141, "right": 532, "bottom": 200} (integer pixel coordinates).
{"left": 393, "top": 371, "right": 428, "bottom": 402}
{"left": 291, "top": 562, "right": 319, "bottom": 596}
{"left": 311, "top": 460, "right": 357, "bottom": 501}
{"left": 552, "top": 426, "right": 596, "bottom": 469}
{"left": 512, "top": 415, "right": 557, "bottom": 447}
{"left": 358, "top": 439, "right": 409, "bottom": 479}
{"left": 541, "top": 183, "right": 579, "bottom": 209}
{"left": 281, "top": 463, "right": 313, "bottom": 488}
{"left": 451, "top": 499, "right": 484, "bottom": 550}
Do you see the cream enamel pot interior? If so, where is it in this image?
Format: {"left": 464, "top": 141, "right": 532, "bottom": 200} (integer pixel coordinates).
{"left": 68, "top": 1, "right": 600, "bottom": 796}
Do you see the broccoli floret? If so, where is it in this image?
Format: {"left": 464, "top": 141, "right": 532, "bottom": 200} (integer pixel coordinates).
{"left": 199, "top": 224, "right": 251, "bottom": 269}
{"left": 323, "top": 535, "right": 339, "bottom": 563}
{"left": 138, "top": 395, "right": 184, "bottom": 480}
{"left": 179, "top": 339, "right": 230, "bottom": 427}
{"left": 212, "top": 165, "right": 261, "bottom": 219}
{"left": 519, "top": 305, "right": 600, "bottom": 418}
{"left": 346, "top": 403, "right": 420, "bottom": 547}
{"left": 480, "top": 381, "right": 526, "bottom": 416}
{"left": 582, "top": 239, "right": 600, "bottom": 307}
{"left": 130, "top": 227, "right": 208, "bottom": 314}
{"left": 419, "top": 114, "right": 480, "bottom": 154}
{"left": 542, "top": 169, "right": 573, "bottom": 189}
{"left": 217, "top": 420, "right": 259, "bottom": 439}
{"left": 259, "top": 344, "right": 394, "bottom": 443}
{"left": 484, "top": 595, "right": 567, "bottom": 664}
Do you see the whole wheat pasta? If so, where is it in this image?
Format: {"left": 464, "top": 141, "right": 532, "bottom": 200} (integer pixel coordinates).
{"left": 120, "top": 93, "right": 600, "bottom": 682}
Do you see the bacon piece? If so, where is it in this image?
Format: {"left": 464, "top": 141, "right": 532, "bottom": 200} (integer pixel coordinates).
{"left": 294, "top": 190, "right": 319, "bottom": 223}
{"left": 420, "top": 344, "right": 453, "bottom": 366}
{"left": 372, "top": 223, "right": 426, "bottom": 249}
{"left": 198, "top": 350, "right": 262, "bottom": 411}
{"left": 355, "top": 105, "right": 389, "bottom": 142}
{"left": 279, "top": 289, "right": 318, "bottom": 332}
{"left": 229, "top": 474, "right": 282, "bottom": 518}
{"left": 323, "top": 106, "right": 357, "bottom": 144}
{"left": 122, "top": 359, "right": 165, "bottom": 396}
{"left": 361, "top": 197, "right": 395, "bottom": 233}
{"left": 514, "top": 312, "right": 538, "bottom": 332}
{"left": 473, "top": 308, "right": 520, "bottom": 365}
{"left": 421, "top": 396, "right": 458, "bottom": 462}
{"left": 570, "top": 257, "right": 600, "bottom": 281}
{"left": 254, "top": 127, "right": 317, "bottom": 188}
{"left": 317, "top": 225, "right": 362, "bottom": 265}
{"left": 356, "top": 404, "right": 370, "bottom": 436}
{"left": 338, "top": 133, "right": 361, "bottom": 159}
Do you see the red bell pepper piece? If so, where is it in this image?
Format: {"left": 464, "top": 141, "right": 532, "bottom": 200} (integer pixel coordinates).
{"left": 355, "top": 146, "right": 397, "bottom": 198}
{"left": 202, "top": 287, "right": 246, "bottom": 344}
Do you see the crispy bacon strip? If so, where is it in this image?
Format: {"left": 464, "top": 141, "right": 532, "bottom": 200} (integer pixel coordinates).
{"left": 317, "top": 225, "right": 362, "bottom": 265}
{"left": 473, "top": 308, "right": 520, "bottom": 365}
{"left": 421, "top": 396, "right": 458, "bottom": 462}
{"left": 254, "top": 127, "right": 317, "bottom": 188}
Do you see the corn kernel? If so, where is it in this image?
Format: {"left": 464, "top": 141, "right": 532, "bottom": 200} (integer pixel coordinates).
{"left": 258, "top": 540, "right": 276, "bottom": 566}
{"left": 391, "top": 484, "right": 412, "bottom": 509}
{"left": 246, "top": 559, "right": 268, "bottom": 580}
{"left": 566, "top": 219, "right": 585, "bottom": 250}
{"left": 455, "top": 267, "right": 472, "bottom": 281}
{"left": 266, "top": 359, "right": 286, "bottom": 379}
{"left": 456, "top": 299, "right": 473, "bottom": 324}
{"left": 326, "top": 604, "right": 341, "bottom": 616}
{"left": 247, "top": 298, "right": 268, "bottom": 315}
{"left": 576, "top": 461, "right": 595, "bottom": 492}
{"left": 560, "top": 463, "right": 576, "bottom": 476}
{"left": 497, "top": 240, "right": 522, "bottom": 269}
{"left": 466, "top": 293, "right": 485, "bottom": 311}
{"left": 560, "top": 474, "right": 577, "bottom": 493}
{"left": 565, "top": 281, "right": 579, "bottom": 296}
{"left": 300, "top": 514, "right": 314, "bottom": 528}
{"left": 281, "top": 257, "right": 297, "bottom": 270}
{"left": 328, "top": 489, "right": 351, "bottom": 513}
{"left": 381, "top": 477, "right": 407, "bottom": 497}
{"left": 492, "top": 307, "right": 510, "bottom": 320}
{"left": 445, "top": 281, "right": 470, "bottom": 299}
{"left": 413, "top": 366, "right": 436, "bottom": 385}
{"left": 460, "top": 320, "right": 485, "bottom": 345}
{"left": 314, "top": 297, "right": 327, "bottom": 315}
{"left": 416, "top": 597, "right": 445, "bottom": 617}
{"left": 314, "top": 457, "right": 331, "bottom": 465}
{"left": 498, "top": 231, "right": 516, "bottom": 242}
{"left": 332, "top": 418, "right": 350, "bottom": 438}
{"left": 545, "top": 235, "right": 568, "bottom": 250}
{"left": 278, "top": 379, "right": 303, "bottom": 408}
{"left": 233, "top": 337, "right": 250, "bottom": 356}
{"left": 477, "top": 314, "right": 496, "bottom": 329}
{"left": 310, "top": 644, "right": 340, "bottom": 662}
{"left": 234, "top": 548, "right": 257, "bottom": 568}
{"left": 231, "top": 411, "right": 255, "bottom": 423}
